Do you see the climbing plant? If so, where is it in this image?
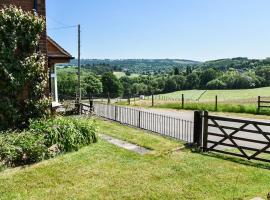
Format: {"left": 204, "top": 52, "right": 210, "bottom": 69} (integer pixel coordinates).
{"left": 0, "top": 5, "right": 50, "bottom": 130}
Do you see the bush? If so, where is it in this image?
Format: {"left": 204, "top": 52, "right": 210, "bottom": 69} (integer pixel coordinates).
{"left": 0, "top": 117, "right": 98, "bottom": 167}
{"left": 29, "top": 117, "right": 98, "bottom": 152}
{"left": 0, "top": 131, "right": 48, "bottom": 167}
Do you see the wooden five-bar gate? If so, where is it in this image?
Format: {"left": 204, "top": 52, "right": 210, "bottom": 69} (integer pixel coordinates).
{"left": 194, "top": 111, "right": 270, "bottom": 163}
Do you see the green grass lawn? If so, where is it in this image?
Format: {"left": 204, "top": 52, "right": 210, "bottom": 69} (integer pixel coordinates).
{"left": 0, "top": 118, "right": 269, "bottom": 200}
{"left": 160, "top": 87, "right": 270, "bottom": 102}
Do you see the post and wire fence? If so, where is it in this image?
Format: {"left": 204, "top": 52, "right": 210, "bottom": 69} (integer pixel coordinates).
{"left": 81, "top": 102, "right": 194, "bottom": 143}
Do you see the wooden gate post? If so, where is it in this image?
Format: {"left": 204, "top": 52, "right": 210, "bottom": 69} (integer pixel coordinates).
{"left": 215, "top": 95, "right": 218, "bottom": 111}
{"left": 257, "top": 96, "right": 261, "bottom": 113}
{"left": 202, "top": 111, "right": 209, "bottom": 151}
{"left": 193, "top": 111, "right": 203, "bottom": 148}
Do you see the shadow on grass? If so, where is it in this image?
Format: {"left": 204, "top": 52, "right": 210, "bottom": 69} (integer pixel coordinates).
{"left": 189, "top": 148, "right": 270, "bottom": 170}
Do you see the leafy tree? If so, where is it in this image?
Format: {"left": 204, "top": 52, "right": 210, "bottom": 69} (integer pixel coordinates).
{"left": 255, "top": 66, "right": 270, "bottom": 86}
{"left": 58, "top": 72, "right": 77, "bottom": 100}
{"left": 84, "top": 74, "right": 103, "bottom": 99}
{"left": 164, "top": 79, "right": 177, "bottom": 93}
{"left": 148, "top": 79, "right": 159, "bottom": 94}
{"left": 172, "top": 75, "right": 186, "bottom": 90}
{"left": 206, "top": 79, "right": 226, "bottom": 89}
{"left": 199, "top": 68, "right": 218, "bottom": 87}
{"left": 185, "top": 73, "right": 200, "bottom": 89}
{"left": 174, "top": 67, "right": 180, "bottom": 75}
{"left": 0, "top": 6, "right": 49, "bottom": 130}
{"left": 101, "top": 72, "right": 123, "bottom": 102}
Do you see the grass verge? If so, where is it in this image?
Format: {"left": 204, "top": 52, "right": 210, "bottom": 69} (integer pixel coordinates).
{"left": 0, "top": 118, "right": 269, "bottom": 199}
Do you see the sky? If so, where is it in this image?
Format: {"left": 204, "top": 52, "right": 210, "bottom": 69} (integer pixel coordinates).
{"left": 47, "top": 0, "right": 270, "bottom": 61}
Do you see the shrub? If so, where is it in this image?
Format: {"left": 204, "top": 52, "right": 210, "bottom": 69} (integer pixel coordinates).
{"left": 0, "top": 131, "right": 48, "bottom": 167}
{"left": 29, "top": 117, "right": 98, "bottom": 152}
{"left": 0, "top": 117, "right": 98, "bottom": 167}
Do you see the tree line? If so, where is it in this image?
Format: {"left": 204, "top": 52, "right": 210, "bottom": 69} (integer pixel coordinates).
{"left": 57, "top": 62, "right": 270, "bottom": 101}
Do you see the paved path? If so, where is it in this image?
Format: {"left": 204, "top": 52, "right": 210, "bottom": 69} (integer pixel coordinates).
{"left": 101, "top": 134, "right": 151, "bottom": 155}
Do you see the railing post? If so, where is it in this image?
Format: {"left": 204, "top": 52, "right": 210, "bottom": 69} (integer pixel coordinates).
{"left": 193, "top": 110, "right": 203, "bottom": 148}
{"left": 258, "top": 96, "right": 261, "bottom": 113}
{"left": 202, "top": 111, "right": 209, "bottom": 151}
{"left": 182, "top": 94, "right": 184, "bottom": 109}
{"left": 215, "top": 95, "right": 218, "bottom": 111}
{"left": 152, "top": 94, "right": 154, "bottom": 107}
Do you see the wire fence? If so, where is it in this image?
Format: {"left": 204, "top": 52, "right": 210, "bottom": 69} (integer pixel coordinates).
{"left": 81, "top": 102, "right": 194, "bottom": 143}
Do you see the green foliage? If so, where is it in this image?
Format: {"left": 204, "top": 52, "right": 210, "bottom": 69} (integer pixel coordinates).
{"left": 0, "top": 131, "right": 48, "bottom": 167}
{"left": 29, "top": 117, "right": 98, "bottom": 153}
{"left": 0, "top": 5, "right": 49, "bottom": 130}
{"left": 101, "top": 72, "right": 123, "bottom": 98}
{"left": 185, "top": 73, "right": 200, "bottom": 89}
{"left": 58, "top": 72, "right": 78, "bottom": 100}
{"left": 84, "top": 74, "right": 103, "bottom": 98}
{"left": 206, "top": 79, "right": 226, "bottom": 89}
{"left": 0, "top": 117, "right": 98, "bottom": 168}
{"left": 164, "top": 79, "right": 177, "bottom": 93}
{"left": 199, "top": 68, "right": 218, "bottom": 87}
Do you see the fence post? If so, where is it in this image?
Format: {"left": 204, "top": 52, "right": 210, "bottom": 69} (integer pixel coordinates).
{"left": 202, "top": 111, "right": 209, "bottom": 151}
{"left": 215, "top": 95, "right": 218, "bottom": 111}
{"left": 128, "top": 94, "right": 131, "bottom": 105}
{"left": 193, "top": 111, "right": 203, "bottom": 148}
{"left": 152, "top": 94, "right": 154, "bottom": 107}
{"left": 90, "top": 99, "right": 94, "bottom": 114}
{"left": 258, "top": 96, "right": 261, "bottom": 113}
{"left": 182, "top": 94, "right": 184, "bottom": 109}
{"left": 114, "top": 105, "right": 118, "bottom": 121}
{"left": 138, "top": 110, "right": 141, "bottom": 128}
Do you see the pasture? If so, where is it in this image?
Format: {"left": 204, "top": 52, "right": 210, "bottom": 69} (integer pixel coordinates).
{"left": 113, "top": 71, "right": 140, "bottom": 78}
{"left": 159, "top": 87, "right": 270, "bottom": 102}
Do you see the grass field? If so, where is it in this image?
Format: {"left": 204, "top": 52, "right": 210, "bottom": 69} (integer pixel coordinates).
{"left": 0, "top": 118, "right": 269, "bottom": 200}
{"left": 160, "top": 87, "right": 270, "bottom": 102}
{"left": 113, "top": 71, "right": 140, "bottom": 79}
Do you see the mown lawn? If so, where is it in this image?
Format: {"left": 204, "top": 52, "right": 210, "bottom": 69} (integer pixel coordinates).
{"left": 0, "top": 118, "right": 269, "bottom": 200}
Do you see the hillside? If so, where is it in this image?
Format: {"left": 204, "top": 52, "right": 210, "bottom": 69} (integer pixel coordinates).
{"left": 67, "top": 59, "right": 200, "bottom": 74}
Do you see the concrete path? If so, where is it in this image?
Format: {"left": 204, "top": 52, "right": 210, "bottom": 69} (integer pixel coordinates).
{"left": 100, "top": 134, "right": 151, "bottom": 155}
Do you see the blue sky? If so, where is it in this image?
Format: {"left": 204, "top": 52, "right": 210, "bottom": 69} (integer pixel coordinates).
{"left": 47, "top": 0, "right": 270, "bottom": 61}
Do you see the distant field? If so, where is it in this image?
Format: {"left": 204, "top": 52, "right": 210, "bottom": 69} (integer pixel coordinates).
{"left": 160, "top": 87, "right": 270, "bottom": 102}
{"left": 113, "top": 71, "right": 140, "bottom": 79}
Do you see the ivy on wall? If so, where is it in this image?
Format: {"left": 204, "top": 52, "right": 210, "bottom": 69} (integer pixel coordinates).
{"left": 0, "top": 5, "right": 50, "bottom": 130}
